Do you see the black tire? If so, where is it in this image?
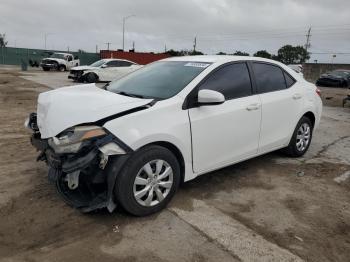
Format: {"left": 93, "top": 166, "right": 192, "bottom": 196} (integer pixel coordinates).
{"left": 86, "top": 73, "right": 98, "bottom": 83}
{"left": 114, "top": 145, "right": 180, "bottom": 216}
{"left": 42, "top": 67, "right": 50, "bottom": 71}
{"left": 58, "top": 65, "right": 66, "bottom": 72}
{"left": 283, "top": 116, "right": 313, "bottom": 157}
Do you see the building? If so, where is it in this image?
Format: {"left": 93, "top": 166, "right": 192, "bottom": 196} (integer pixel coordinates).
{"left": 100, "top": 50, "right": 170, "bottom": 65}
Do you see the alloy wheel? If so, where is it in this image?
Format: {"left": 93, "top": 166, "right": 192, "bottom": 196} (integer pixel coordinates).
{"left": 296, "top": 123, "right": 311, "bottom": 152}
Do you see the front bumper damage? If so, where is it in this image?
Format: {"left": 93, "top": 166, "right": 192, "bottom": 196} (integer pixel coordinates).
{"left": 27, "top": 113, "right": 131, "bottom": 213}
{"left": 68, "top": 70, "right": 84, "bottom": 81}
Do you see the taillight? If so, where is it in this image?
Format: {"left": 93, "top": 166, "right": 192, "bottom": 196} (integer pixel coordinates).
{"left": 316, "top": 88, "right": 321, "bottom": 97}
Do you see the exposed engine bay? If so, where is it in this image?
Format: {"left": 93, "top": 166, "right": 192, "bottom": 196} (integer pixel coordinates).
{"left": 27, "top": 112, "right": 131, "bottom": 212}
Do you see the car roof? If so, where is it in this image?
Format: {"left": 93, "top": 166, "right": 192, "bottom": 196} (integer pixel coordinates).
{"left": 163, "top": 55, "right": 285, "bottom": 66}
{"left": 102, "top": 58, "right": 136, "bottom": 63}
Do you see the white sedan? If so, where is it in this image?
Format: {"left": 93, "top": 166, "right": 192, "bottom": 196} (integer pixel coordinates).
{"left": 26, "top": 55, "right": 322, "bottom": 216}
{"left": 68, "top": 58, "right": 143, "bottom": 83}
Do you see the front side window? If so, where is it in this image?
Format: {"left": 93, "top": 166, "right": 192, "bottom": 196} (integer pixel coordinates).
{"left": 198, "top": 62, "right": 252, "bottom": 100}
{"left": 90, "top": 60, "right": 106, "bottom": 67}
{"left": 253, "top": 63, "right": 287, "bottom": 93}
{"left": 107, "top": 61, "right": 210, "bottom": 99}
{"left": 106, "top": 61, "right": 120, "bottom": 67}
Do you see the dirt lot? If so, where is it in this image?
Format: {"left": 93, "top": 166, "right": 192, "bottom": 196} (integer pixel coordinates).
{"left": 0, "top": 68, "right": 349, "bottom": 262}
{"left": 318, "top": 86, "right": 349, "bottom": 107}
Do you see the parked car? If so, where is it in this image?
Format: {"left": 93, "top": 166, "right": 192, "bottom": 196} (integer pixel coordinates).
{"left": 26, "top": 56, "right": 322, "bottom": 216}
{"left": 288, "top": 64, "right": 303, "bottom": 77}
{"left": 68, "top": 59, "right": 143, "bottom": 83}
{"left": 288, "top": 64, "right": 302, "bottom": 73}
{"left": 316, "top": 69, "right": 350, "bottom": 87}
{"left": 40, "top": 52, "right": 80, "bottom": 72}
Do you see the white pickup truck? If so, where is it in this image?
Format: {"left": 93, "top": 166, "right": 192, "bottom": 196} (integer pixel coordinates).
{"left": 40, "top": 52, "right": 80, "bottom": 72}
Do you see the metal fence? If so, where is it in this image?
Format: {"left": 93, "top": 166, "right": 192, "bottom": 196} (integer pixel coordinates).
{"left": 0, "top": 46, "right": 100, "bottom": 66}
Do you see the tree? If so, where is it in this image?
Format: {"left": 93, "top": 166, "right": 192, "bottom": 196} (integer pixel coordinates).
{"left": 0, "top": 33, "right": 8, "bottom": 47}
{"left": 253, "top": 50, "right": 272, "bottom": 59}
{"left": 277, "top": 45, "right": 309, "bottom": 64}
{"left": 233, "top": 51, "right": 249, "bottom": 56}
{"left": 166, "top": 49, "right": 204, "bottom": 56}
{"left": 216, "top": 51, "right": 227, "bottom": 55}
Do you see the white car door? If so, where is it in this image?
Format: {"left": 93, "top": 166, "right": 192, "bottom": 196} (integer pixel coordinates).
{"left": 251, "top": 62, "right": 304, "bottom": 153}
{"left": 98, "top": 61, "right": 138, "bottom": 81}
{"left": 66, "top": 55, "right": 74, "bottom": 69}
{"left": 107, "top": 61, "right": 141, "bottom": 81}
{"left": 188, "top": 62, "right": 262, "bottom": 173}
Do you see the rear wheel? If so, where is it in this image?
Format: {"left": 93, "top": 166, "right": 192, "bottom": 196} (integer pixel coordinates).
{"left": 114, "top": 145, "right": 180, "bottom": 216}
{"left": 284, "top": 116, "right": 313, "bottom": 157}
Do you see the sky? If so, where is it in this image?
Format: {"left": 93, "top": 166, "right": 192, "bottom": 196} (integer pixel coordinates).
{"left": 1, "top": 0, "right": 350, "bottom": 63}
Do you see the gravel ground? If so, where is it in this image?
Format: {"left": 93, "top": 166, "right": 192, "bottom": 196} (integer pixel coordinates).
{"left": 0, "top": 69, "right": 349, "bottom": 262}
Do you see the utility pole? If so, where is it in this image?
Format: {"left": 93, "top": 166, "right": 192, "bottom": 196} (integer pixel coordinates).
{"left": 96, "top": 45, "right": 98, "bottom": 54}
{"left": 132, "top": 41, "right": 135, "bottom": 51}
{"left": 193, "top": 36, "right": 197, "bottom": 52}
{"left": 305, "top": 27, "right": 311, "bottom": 53}
{"left": 122, "top": 15, "right": 135, "bottom": 51}
{"left": 164, "top": 44, "right": 167, "bottom": 53}
{"left": 105, "top": 42, "right": 111, "bottom": 50}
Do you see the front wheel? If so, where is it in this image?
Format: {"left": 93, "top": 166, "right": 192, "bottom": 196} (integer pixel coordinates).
{"left": 113, "top": 145, "right": 180, "bottom": 216}
{"left": 284, "top": 116, "right": 313, "bottom": 157}
{"left": 58, "top": 65, "right": 66, "bottom": 72}
{"left": 85, "top": 73, "right": 98, "bottom": 83}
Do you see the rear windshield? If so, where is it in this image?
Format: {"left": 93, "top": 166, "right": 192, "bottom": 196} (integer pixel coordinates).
{"left": 107, "top": 61, "right": 211, "bottom": 99}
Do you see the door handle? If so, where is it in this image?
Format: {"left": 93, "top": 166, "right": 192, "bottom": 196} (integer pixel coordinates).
{"left": 246, "top": 103, "right": 260, "bottom": 111}
{"left": 293, "top": 93, "right": 302, "bottom": 100}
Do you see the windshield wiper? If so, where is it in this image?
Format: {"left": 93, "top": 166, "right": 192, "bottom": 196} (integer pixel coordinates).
{"left": 116, "top": 91, "right": 146, "bottom": 99}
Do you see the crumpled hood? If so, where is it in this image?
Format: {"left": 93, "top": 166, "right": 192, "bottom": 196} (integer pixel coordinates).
{"left": 37, "top": 84, "right": 152, "bottom": 138}
{"left": 71, "top": 65, "right": 96, "bottom": 71}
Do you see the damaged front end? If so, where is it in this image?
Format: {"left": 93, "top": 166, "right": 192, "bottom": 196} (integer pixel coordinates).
{"left": 26, "top": 112, "right": 131, "bottom": 213}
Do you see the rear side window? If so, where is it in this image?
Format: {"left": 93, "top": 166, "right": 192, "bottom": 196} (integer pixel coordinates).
{"left": 119, "top": 61, "right": 133, "bottom": 67}
{"left": 284, "top": 72, "right": 296, "bottom": 87}
{"left": 253, "top": 63, "right": 287, "bottom": 93}
{"left": 198, "top": 63, "right": 252, "bottom": 100}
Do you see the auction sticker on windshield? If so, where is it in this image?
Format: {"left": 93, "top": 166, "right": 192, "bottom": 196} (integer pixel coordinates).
{"left": 184, "top": 62, "right": 211, "bottom": 68}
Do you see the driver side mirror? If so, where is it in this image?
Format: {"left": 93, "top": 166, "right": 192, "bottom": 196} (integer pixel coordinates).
{"left": 101, "top": 64, "right": 107, "bottom": 68}
{"left": 197, "top": 89, "right": 225, "bottom": 106}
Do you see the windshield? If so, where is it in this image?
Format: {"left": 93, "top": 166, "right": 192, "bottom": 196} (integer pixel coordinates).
{"left": 50, "top": 53, "right": 66, "bottom": 59}
{"left": 107, "top": 61, "right": 210, "bottom": 99}
{"left": 90, "top": 60, "right": 106, "bottom": 67}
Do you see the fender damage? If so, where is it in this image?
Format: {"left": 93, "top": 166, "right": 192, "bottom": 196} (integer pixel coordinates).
{"left": 27, "top": 86, "right": 155, "bottom": 212}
